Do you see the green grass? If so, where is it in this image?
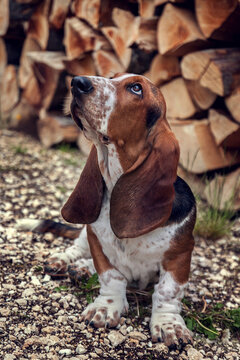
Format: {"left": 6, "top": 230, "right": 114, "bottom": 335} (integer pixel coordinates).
{"left": 194, "top": 174, "right": 237, "bottom": 240}
{"left": 74, "top": 273, "right": 100, "bottom": 304}
{"left": 194, "top": 200, "right": 234, "bottom": 240}
{"left": 63, "top": 158, "right": 79, "bottom": 167}
{"left": 54, "top": 143, "right": 80, "bottom": 166}
{"left": 34, "top": 266, "right": 43, "bottom": 273}
{"left": 55, "top": 143, "right": 78, "bottom": 153}
{"left": 12, "top": 145, "right": 28, "bottom": 155}
{"left": 182, "top": 299, "right": 240, "bottom": 340}
{"left": 54, "top": 285, "right": 69, "bottom": 293}
{"left": 57, "top": 185, "right": 68, "bottom": 194}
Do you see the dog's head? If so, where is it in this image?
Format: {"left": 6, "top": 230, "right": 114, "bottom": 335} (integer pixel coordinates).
{"left": 62, "top": 74, "right": 180, "bottom": 238}
{"left": 71, "top": 73, "right": 168, "bottom": 168}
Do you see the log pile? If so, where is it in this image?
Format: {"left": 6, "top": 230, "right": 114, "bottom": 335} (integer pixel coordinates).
{"left": 0, "top": 0, "right": 240, "bottom": 208}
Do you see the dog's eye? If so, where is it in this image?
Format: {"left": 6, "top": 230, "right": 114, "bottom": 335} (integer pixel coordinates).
{"left": 99, "top": 134, "right": 111, "bottom": 145}
{"left": 103, "top": 135, "right": 110, "bottom": 143}
{"left": 130, "top": 83, "right": 142, "bottom": 96}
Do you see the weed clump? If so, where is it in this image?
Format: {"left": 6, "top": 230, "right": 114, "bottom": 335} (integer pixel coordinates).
{"left": 194, "top": 175, "right": 237, "bottom": 240}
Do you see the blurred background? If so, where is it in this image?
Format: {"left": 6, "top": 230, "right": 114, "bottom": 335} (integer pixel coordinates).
{"left": 0, "top": 0, "right": 240, "bottom": 231}
{"left": 0, "top": 3, "right": 240, "bottom": 355}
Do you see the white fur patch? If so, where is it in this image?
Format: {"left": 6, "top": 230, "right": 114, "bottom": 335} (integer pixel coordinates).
{"left": 81, "top": 268, "right": 128, "bottom": 327}
{"left": 96, "top": 142, "right": 123, "bottom": 191}
{"left": 79, "top": 76, "right": 116, "bottom": 136}
{"left": 150, "top": 272, "right": 191, "bottom": 344}
{"left": 50, "top": 226, "right": 91, "bottom": 265}
{"left": 74, "top": 258, "right": 95, "bottom": 275}
{"left": 91, "top": 205, "right": 192, "bottom": 289}
{"left": 16, "top": 218, "right": 42, "bottom": 231}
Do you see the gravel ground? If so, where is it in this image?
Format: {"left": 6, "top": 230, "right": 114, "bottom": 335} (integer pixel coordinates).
{"left": 0, "top": 129, "right": 239, "bottom": 360}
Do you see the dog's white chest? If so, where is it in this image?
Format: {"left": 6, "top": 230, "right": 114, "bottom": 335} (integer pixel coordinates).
{"left": 91, "top": 194, "right": 178, "bottom": 289}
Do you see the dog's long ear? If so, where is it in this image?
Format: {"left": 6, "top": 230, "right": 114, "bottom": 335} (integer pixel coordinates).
{"left": 110, "top": 123, "right": 180, "bottom": 238}
{"left": 61, "top": 146, "right": 104, "bottom": 224}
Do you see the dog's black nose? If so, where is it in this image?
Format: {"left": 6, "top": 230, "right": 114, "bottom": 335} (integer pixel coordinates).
{"left": 71, "top": 76, "right": 93, "bottom": 95}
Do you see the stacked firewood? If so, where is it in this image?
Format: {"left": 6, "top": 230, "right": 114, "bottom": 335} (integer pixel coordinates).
{"left": 0, "top": 0, "right": 240, "bottom": 206}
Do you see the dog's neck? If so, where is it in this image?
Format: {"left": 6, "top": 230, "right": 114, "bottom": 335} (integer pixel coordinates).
{"left": 95, "top": 143, "right": 123, "bottom": 193}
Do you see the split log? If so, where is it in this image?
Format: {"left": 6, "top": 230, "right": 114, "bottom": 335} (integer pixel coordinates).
{"left": 98, "top": 0, "right": 139, "bottom": 27}
{"left": 195, "top": 0, "right": 240, "bottom": 42}
{"left": 155, "top": 0, "right": 186, "bottom": 4}
{"left": 72, "top": 0, "right": 101, "bottom": 29}
{"left": 93, "top": 50, "right": 124, "bottom": 77}
{"left": 102, "top": 9, "right": 140, "bottom": 68}
{"left": 204, "top": 168, "right": 240, "bottom": 211}
{"left": 27, "top": 0, "right": 50, "bottom": 49}
{"left": 27, "top": 51, "right": 65, "bottom": 70}
{"left": 157, "top": 3, "right": 206, "bottom": 56}
{"left": 0, "top": 0, "right": 9, "bottom": 36}
{"left": 77, "top": 132, "right": 92, "bottom": 157}
{"left": 0, "top": 65, "right": 19, "bottom": 114}
{"left": 181, "top": 49, "right": 210, "bottom": 81}
{"left": 22, "top": 73, "right": 42, "bottom": 107}
{"left": 18, "top": 1, "right": 51, "bottom": 89}
{"left": 18, "top": 37, "right": 41, "bottom": 89}
{"left": 145, "top": 54, "right": 180, "bottom": 86}
{"left": 225, "top": 86, "right": 240, "bottom": 124}
{"left": 101, "top": 27, "right": 132, "bottom": 69}
{"left": 0, "top": 38, "right": 7, "bottom": 80}
{"left": 170, "top": 119, "right": 240, "bottom": 173}
{"left": 136, "top": 17, "right": 158, "bottom": 52}
{"left": 138, "top": 0, "right": 155, "bottom": 18}
{"left": 14, "top": 0, "right": 40, "bottom": 3}
{"left": 63, "top": 76, "right": 72, "bottom": 115}
{"left": 64, "top": 18, "right": 110, "bottom": 60}
{"left": 63, "top": 55, "right": 96, "bottom": 76}
{"left": 200, "top": 62, "right": 240, "bottom": 97}
{"left": 22, "top": 51, "right": 65, "bottom": 109}
{"left": 185, "top": 80, "right": 217, "bottom": 110}
{"left": 181, "top": 48, "right": 240, "bottom": 96}
{"left": 112, "top": 8, "right": 140, "bottom": 47}
{"left": 160, "top": 77, "right": 198, "bottom": 119}
{"left": 209, "top": 109, "right": 240, "bottom": 149}
{"left": 64, "top": 18, "right": 96, "bottom": 60}
{"left": 49, "top": 0, "right": 71, "bottom": 29}
{"left": 38, "top": 111, "right": 80, "bottom": 148}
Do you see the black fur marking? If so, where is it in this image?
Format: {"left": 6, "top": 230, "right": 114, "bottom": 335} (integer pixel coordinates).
{"left": 146, "top": 107, "right": 161, "bottom": 129}
{"left": 168, "top": 176, "right": 196, "bottom": 223}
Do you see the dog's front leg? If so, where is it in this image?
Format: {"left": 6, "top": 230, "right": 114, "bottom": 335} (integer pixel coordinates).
{"left": 81, "top": 225, "right": 128, "bottom": 328}
{"left": 151, "top": 248, "right": 193, "bottom": 348}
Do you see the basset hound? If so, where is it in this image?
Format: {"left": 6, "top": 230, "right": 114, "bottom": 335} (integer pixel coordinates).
{"left": 45, "top": 73, "right": 196, "bottom": 348}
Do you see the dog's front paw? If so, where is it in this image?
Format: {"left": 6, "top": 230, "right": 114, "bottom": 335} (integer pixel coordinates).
{"left": 150, "top": 313, "right": 192, "bottom": 348}
{"left": 81, "top": 295, "right": 128, "bottom": 328}
{"left": 44, "top": 255, "right": 69, "bottom": 278}
{"left": 68, "top": 263, "right": 91, "bottom": 285}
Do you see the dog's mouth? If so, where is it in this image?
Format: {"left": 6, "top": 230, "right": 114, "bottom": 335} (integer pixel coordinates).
{"left": 70, "top": 99, "right": 84, "bottom": 130}
{"left": 70, "top": 98, "right": 97, "bottom": 141}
